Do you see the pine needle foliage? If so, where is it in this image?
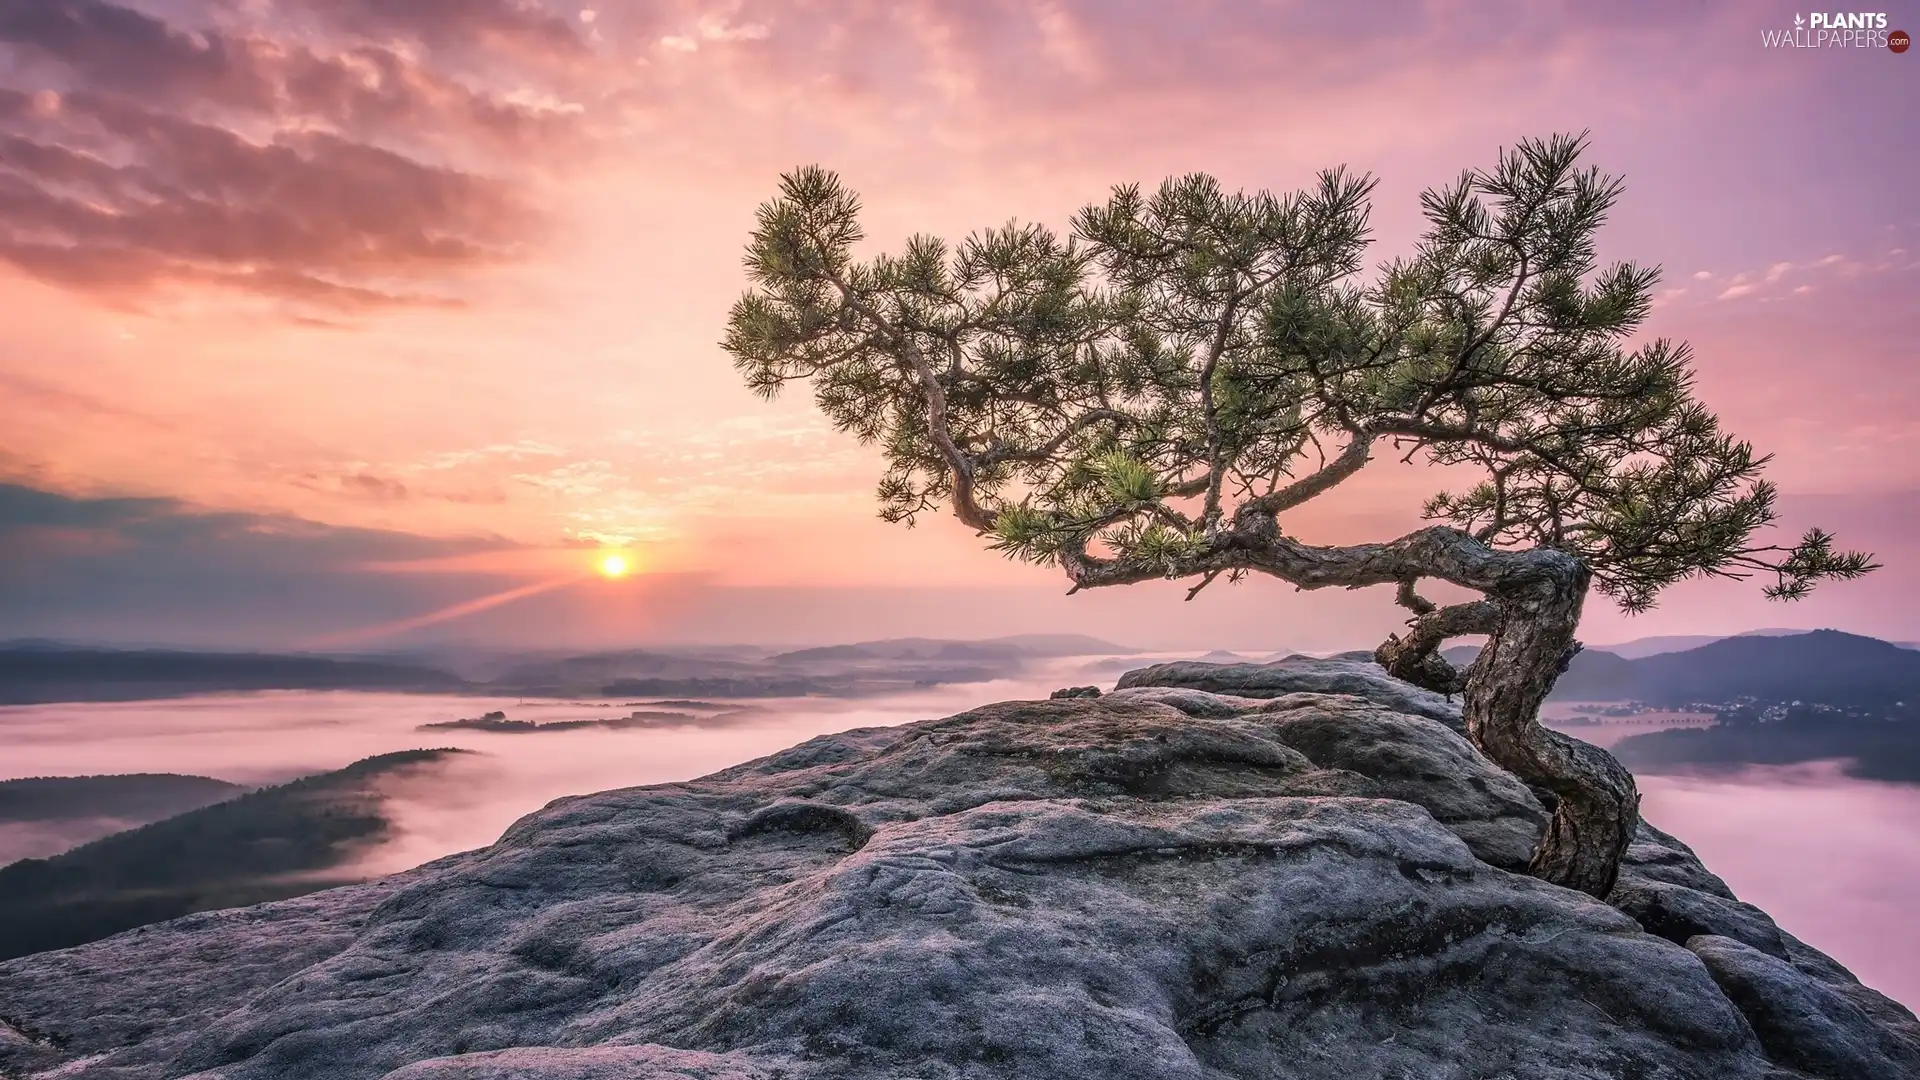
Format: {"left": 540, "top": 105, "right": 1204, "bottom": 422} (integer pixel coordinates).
{"left": 723, "top": 135, "right": 1875, "bottom": 614}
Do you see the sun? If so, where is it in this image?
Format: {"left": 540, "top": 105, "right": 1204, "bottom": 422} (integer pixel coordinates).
{"left": 596, "top": 552, "right": 631, "bottom": 579}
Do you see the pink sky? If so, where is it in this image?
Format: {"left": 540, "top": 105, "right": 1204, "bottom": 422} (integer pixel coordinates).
{"left": 0, "top": 1, "right": 1915, "bottom": 650}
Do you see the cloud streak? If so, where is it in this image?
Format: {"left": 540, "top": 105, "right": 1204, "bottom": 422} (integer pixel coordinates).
{"left": 0, "top": 0, "right": 590, "bottom": 312}
{"left": 0, "top": 482, "right": 536, "bottom": 646}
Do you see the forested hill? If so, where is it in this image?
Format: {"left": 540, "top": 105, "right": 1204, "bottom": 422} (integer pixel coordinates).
{"left": 0, "top": 774, "right": 243, "bottom": 823}
{"left": 1447, "top": 630, "right": 1920, "bottom": 707}
{"left": 0, "top": 749, "right": 469, "bottom": 961}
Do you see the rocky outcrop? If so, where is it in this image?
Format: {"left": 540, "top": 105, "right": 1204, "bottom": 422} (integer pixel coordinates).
{"left": 1690, "top": 936, "right": 1920, "bottom": 1079}
{"left": 1, "top": 660, "right": 1914, "bottom": 1080}
{"left": 1048, "top": 686, "right": 1103, "bottom": 700}
{"left": 1115, "top": 655, "right": 1470, "bottom": 729}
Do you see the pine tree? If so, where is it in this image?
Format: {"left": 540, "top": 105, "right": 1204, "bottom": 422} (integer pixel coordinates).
{"left": 721, "top": 134, "right": 1876, "bottom": 897}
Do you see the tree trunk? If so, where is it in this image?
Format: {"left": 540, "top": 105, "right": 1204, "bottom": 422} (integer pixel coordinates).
{"left": 1061, "top": 523, "right": 1642, "bottom": 898}
{"left": 1462, "top": 557, "right": 1640, "bottom": 898}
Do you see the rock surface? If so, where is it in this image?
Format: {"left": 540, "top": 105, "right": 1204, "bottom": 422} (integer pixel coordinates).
{"left": 1115, "top": 656, "right": 1469, "bottom": 729}
{"left": 1, "top": 659, "right": 1915, "bottom": 1080}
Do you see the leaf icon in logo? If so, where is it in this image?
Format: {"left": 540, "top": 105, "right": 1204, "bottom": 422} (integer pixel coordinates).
{"left": 1794, "top": 12, "right": 1805, "bottom": 26}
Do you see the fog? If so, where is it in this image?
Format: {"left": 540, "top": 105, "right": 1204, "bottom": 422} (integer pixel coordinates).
{"left": 0, "top": 817, "right": 155, "bottom": 863}
{"left": 0, "top": 661, "right": 1109, "bottom": 875}
{"left": 1637, "top": 765, "right": 1920, "bottom": 1010}
{"left": 3, "top": 664, "right": 1915, "bottom": 1010}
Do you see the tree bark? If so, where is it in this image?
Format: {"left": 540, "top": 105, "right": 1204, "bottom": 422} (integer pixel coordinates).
{"left": 1460, "top": 556, "right": 1640, "bottom": 897}
{"left": 1375, "top": 598, "right": 1500, "bottom": 695}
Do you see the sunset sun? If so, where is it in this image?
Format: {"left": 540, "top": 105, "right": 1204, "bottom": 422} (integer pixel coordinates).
{"left": 596, "top": 552, "right": 630, "bottom": 579}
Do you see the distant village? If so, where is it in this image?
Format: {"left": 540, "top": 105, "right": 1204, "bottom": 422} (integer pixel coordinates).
{"left": 1561, "top": 698, "right": 1915, "bottom": 727}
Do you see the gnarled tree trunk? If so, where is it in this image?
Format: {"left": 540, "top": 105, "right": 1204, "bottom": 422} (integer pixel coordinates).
{"left": 1374, "top": 552, "right": 1640, "bottom": 897}
{"left": 1463, "top": 558, "right": 1639, "bottom": 895}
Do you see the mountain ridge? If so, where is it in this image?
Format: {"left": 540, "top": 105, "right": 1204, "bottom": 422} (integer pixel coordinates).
{"left": 1440, "top": 629, "right": 1920, "bottom": 706}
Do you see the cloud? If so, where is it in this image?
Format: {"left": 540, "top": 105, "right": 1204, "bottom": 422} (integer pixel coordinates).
{"left": 0, "top": 0, "right": 577, "bottom": 133}
{"left": 511, "top": 460, "right": 620, "bottom": 497}
{"left": 273, "top": 0, "right": 592, "bottom": 60}
{"left": 289, "top": 471, "right": 411, "bottom": 502}
{"left": 0, "top": 482, "right": 531, "bottom": 645}
{"left": 0, "top": 481, "right": 512, "bottom": 567}
{"left": 0, "top": 89, "right": 529, "bottom": 304}
{"left": 1704, "top": 249, "right": 1907, "bottom": 304}
{"left": 604, "top": 0, "right": 1742, "bottom": 162}
{"left": 0, "top": 0, "right": 591, "bottom": 312}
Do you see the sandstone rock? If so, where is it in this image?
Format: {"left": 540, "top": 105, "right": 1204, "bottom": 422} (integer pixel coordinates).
{"left": 0, "top": 661, "right": 1912, "bottom": 1080}
{"left": 1609, "top": 876, "right": 1789, "bottom": 959}
{"left": 0, "top": 880, "right": 400, "bottom": 1077}
{"left": 1048, "top": 686, "right": 1102, "bottom": 699}
{"left": 1690, "top": 935, "right": 1920, "bottom": 1080}
{"left": 1617, "top": 817, "right": 1739, "bottom": 899}
{"left": 1115, "top": 656, "right": 1467, "bottom": 730}
{"left": 1106, "top": 686, "right": 1546, "bottom": 870}
{"left": 383, "top": 1044, "right": 775, "bottom": 1079}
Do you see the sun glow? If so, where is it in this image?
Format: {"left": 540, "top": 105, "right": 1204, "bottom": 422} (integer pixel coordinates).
{"left": 597, "top": 552, "right": 631, "bottom": 578}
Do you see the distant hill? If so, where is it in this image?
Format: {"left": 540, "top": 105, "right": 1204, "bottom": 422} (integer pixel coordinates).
{"left": 1198, "top": 649, "right": 1253, "bottom": 663}
{"left": 1544, "top": 648, "right": 1641, "bottom": 700}
{"left": 769, "top": 635, "right": 1133, "bottom": 665}
{"left": 0, "top": 646, "right": 468, "bottom": 704}
{"left": 1618, "top": 630, "right": 1920, "bottom": 707}
{"left": 1443, "top": 630, "right": 1920, "bottom": 707}
{"left": 415, "top": 708, "right": 773, "bottom": 733}
{"left": 485, "top": 649, "right": 766, "bottom": 694}
{"left": 1081, "top": 655, "right": 1188, "bottom": 673}
{"left": 0, "top": 639, "right": 1052, "bottom": 705}
{"left": 0, "top": 774, "right": 246, "bottom": 864}
{"left": 1590, "top": 635, "right": 1726, "bottom": 659}
{"left": 1439, "top": 643, "right": 1640, "bottom": 697}
{"left": 598, "top": 667, "right": 997, "bottom": 698}
{"left": 0, "top": 749, "right": 468, "bottom": 961}
{"left": 984, "top": 634, "right": 1139, "bottom": 656}
{"left": 1592, "top": 628, "right": 1838, "bottom": 659}
{"left": 769, "top": 639, "right": 1026, "bottom": 663}
{"left": 0, "top": 773, "right": 242, "bottom": 824}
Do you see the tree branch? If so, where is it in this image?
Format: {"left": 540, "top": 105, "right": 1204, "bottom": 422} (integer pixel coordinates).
{"left": 1061, "top": 521, "right": 1584, "bottom": 605}
{"left": 1198, "top": 295, "right": 1243, "bottom": 528}
{"left": 1375, "top": 598, "right": 1502, "bottom": 694}
{"left": 824, "top": 273, "right": 992, "bottom": 531}
{"left": 1238, "top": 431, "right": 1375, "bottom": 519}
{"left": 976, "top": 409, "right": 1132, "bottom": 468}
{"left": 1395, "top": 578, "right": 1438, "bottom": 615}
{"left": 1184, "top": 569, "right": 1224, "bottom": 601}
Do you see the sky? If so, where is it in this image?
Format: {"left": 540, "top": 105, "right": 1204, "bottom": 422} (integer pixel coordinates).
{"left": 0, "top": 0, "right": 1915, "bottom": 652}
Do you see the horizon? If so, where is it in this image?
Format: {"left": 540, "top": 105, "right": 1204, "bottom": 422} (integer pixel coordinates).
{"left": 2, "top": 1, "right": 1915, "bottom": 653}
{"left": 3, "top": 623, "right": 1912, "bottom": 661}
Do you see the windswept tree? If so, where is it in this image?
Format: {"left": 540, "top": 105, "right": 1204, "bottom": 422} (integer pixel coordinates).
{"left": 721, "top": 135, "right": 1875, "bottom": 898}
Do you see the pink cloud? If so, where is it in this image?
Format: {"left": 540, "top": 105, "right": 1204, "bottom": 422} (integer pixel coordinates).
{"left": 0, "top": 0, "right": 596, "bottom": 313}
{"left": 0, "top": 1, "right": 1913, "bottom": 646}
